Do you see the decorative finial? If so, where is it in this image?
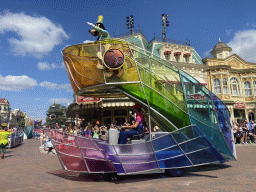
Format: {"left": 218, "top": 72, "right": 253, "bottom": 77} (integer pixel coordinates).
{"left": 219, "top": 37, "right": 221, "bottom": 42}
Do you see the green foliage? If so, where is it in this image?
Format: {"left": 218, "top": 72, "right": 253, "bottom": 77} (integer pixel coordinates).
{"left": 46, "top": 104, "right": 67, "bottom": 126}
{"left": 18, "top": 119, "right": 26, "bottom": 128}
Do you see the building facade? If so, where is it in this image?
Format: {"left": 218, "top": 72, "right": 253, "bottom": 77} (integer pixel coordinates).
{"left": 0, "top": 98, "right": 11, "bottom": 122}
{"left": 203, "top": 40, "right": 256, "bottom": 123}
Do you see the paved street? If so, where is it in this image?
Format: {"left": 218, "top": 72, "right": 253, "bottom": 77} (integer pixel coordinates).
{"left": 0, "top": 139, "right": 256, "bottom": 192}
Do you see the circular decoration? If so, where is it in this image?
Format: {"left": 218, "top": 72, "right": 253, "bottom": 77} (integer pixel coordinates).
{"left": 50, "top": 114, "right": 56, "bottom": 119}
{"left": 103, "top": 49, "right": 124, "bottom": 69}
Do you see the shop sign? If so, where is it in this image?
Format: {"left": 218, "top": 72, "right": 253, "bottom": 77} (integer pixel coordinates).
{"left": 234, "top": 102, "right": 245, "bottom": 109}
{"left": 187, "top": 94, "right": 206, "bottom": 100}
{"left": 76, "top": 96, "right": 101, "bottom": 105}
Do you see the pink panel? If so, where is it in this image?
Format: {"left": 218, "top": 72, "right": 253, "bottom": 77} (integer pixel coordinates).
{"left": 59, "top": 153, "right": 87, "bottom": 172}
{"left": 76, "top": 137, "right": 98, "bottom": 150}
{"left": 81, "top": 148, "right": 105, "bottom": 160}
{"left": 54, "top": 142, "right": 82, "bottom": 157}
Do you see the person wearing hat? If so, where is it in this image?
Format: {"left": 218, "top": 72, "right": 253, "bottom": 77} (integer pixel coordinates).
{"left": 87, "top": 15, "right": 110, "bottom": 41}
{"left": 0, "top": 127, "right": 16, "bottom": 159}
{"left": 119, "top": 104, "right": 145, "bottom": 144}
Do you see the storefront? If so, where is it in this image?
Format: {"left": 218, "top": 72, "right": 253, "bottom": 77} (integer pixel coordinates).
{"left": 66, "top": 96, "right": 135, "bottom": 126}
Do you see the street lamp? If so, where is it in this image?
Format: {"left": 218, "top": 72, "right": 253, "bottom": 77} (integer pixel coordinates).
{"left": 126, "top": 15, "right": 134, "bottom": 35}
{"left": 50, "top": 105, "right": 56, "bottom": 128}
{"left": 161, "top": 14, "right": 169, "bottom": 42}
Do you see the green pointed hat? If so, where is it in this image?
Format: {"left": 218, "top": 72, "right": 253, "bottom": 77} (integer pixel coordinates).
{"left": 97, "top": 15, "right": 104, "bottom": 24}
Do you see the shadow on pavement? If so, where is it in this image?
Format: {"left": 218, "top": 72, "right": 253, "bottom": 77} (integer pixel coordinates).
{"left": 47, "top": 164, "right": 231, "bottom": 183}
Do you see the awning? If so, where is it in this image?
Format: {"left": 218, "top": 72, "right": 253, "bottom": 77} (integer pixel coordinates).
{"left": 183, "top": 53, "right": 191, "bottom": 57}
{"left": 164, "top": 51, "right": 172, "bottom": 54}
{"left": 103, "top": 101, "right": 134, "bottom": 107}
{"left": 194, "top": 77, "right": 207, "bottom": 86}
{"left": 174, "top": 52, "right": 181, "bottom": 55}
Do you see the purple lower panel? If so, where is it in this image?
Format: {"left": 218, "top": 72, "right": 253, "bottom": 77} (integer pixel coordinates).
{"left": 106, "top": 155, "right": 120, "bottom": 164}
{"left": 80, "top": 148, "right": 105, "bottom": 160}
{"left": 95, "top": 142, "right": 117, "bottom": 155}
{"left": 157, "top": 155, "right": 192, "bottom": 168}
{"left": 58, "top": 153, "right": 87, "bottom": 172}
{"left": 113, "top": 164, "right": 125, "bottom": 174}
{"left": 85, "top": 159, "right": 116, "bottom": 173}
{"left": 122, "top": 162, "right": 158, "bottom": 173}
{"left": 114, "top": 142, "right": 153, "bottom": 156}
{"left": 119, "top": 154, "right": 156, "bottom": 164}
{"left": 76, "top": 137, "right": 98, "bottom": 150}
{"left": 54, "top": 142, "right": 82, "bottom": 157}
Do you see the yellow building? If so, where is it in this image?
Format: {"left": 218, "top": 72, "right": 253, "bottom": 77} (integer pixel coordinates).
{"left": 203, "top": 40, "right": 256, "bottom": 123}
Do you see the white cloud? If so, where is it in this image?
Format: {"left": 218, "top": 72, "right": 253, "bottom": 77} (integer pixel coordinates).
{"left": 0, "top": 11, "right": 69, "bottom": 58}
{"left": 48, "top": 98, "right": 73, "bottom": 105}
{"left": 225, "top": 29, "right": 232, "bottom": 36}
{"left": 37, "top": 62, "right": 51, "bottom": 70}
{"left": 228, "top": 29, "right": 256, "bottom": 62}
{"left": 60, "top": 62, "right": 65, "bottom": 68}
{"left": 0, "top": 75, "right": 37, "bottom": 91}
{"left": 39, "top": 81, "right": 72, "bottom": 92}
{"left": 37, "top": 62, "right": 64, "bottom": 70}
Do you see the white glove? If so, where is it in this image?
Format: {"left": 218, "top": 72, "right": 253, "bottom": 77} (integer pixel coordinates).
{"left": 87, "top": 22, "right": 95, "bottom": 28}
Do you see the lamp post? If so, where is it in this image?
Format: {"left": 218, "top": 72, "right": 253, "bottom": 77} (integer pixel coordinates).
{"left": 126, "top": 15, "right": 134, "bottom": 35}
{"left": 161, "top": 14, "right": 169, "bottom": 42}
{"left": 50, "top": 105, "right": 56, "bottom": 129}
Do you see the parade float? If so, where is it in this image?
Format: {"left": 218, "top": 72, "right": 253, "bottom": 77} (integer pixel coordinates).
{"left": 45, "top": 16, "right": 236, "bottom": 180}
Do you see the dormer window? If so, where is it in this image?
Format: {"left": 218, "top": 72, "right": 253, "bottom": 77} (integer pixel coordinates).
{"left": 183, "top": 53, "right": 191, "bottom": 63}
{"left": 174, "top": 52, "right": 181, "bottom": 62}
{"left": 164, "top": 51, "right": 171, "bottom": 61}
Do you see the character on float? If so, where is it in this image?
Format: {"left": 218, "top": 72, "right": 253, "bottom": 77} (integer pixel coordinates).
{"left": 87, "top": 15, "right": 110, "bottom": 40}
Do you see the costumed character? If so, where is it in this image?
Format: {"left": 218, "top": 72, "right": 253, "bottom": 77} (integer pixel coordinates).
{"left": 119, "top": 104, "right": 145, "bottom": 144}
{"left": 0, "top": 127, "right": 16, "bottom": 159}
{"left": 87, "top": 15, "right": 110, "bottom": 41}
{"left": 87, "top": 15, "right": 125, "bottom": 78}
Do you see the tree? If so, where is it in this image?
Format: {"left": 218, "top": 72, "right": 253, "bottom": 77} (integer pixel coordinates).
{"left": 46, "top": 104, "right": 67, "bottom": 126}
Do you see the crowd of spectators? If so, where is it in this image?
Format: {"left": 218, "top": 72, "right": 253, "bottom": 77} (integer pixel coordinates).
{"left": 233, "top": 120, "right": 256, "bottom": 144}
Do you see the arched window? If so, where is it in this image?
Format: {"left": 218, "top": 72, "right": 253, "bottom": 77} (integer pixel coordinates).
{"left": 230, "top": 77, "right": 240, "bottom": 96}
{"left": 213, "top": 78, "right": 221, "bottom": 94}
{"left": 244, "top": 81, "right": 252, "bottom": 96}
{"left": 253, "top": 81, "right": 256, "bottom": 95}
{"left": 223, "top": 78, "right": 228, "bottom": 94}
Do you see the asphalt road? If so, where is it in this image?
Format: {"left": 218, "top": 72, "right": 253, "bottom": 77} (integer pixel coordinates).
{"left": 0, "top": 139, "right": 255, "bottom": 192}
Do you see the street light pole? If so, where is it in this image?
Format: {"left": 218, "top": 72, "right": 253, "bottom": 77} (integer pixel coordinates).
{"left": 126, "top": 15, "right": 134, "bottom": 35}
{"left": 162, "top": 14, "right": 169, "bottom": 42}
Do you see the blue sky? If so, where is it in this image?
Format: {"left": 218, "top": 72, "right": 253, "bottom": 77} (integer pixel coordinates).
{"left": 1, "top": 0, "right": 256, "bottom": 121}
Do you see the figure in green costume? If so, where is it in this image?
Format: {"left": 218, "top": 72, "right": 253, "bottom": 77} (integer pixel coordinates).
{"left": 0, "top": 127, "right": 16, "bottom": 159}
{"left": 87, "top": 15, "right": 110, "bottom": 40}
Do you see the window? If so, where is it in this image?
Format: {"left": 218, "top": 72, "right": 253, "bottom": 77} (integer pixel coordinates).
{"left": 213, "top": 78, "right": 221, "bottom": 94}
{"left": 253, "top": 81, "right": 256, "bottom": 95}
{"left": 223, "top": 78, "right": 228, "bottom": 94}
{"left": 244, "top": 81, "right": 252, "bottom": 96}
{"left": 230, "top": 77, "right": 240, "bottom": 96}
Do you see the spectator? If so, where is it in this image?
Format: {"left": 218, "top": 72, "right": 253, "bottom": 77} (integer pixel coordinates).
{"left": 92, "top": 121, "right": 100, "bottom": 139}
{"left": 236, "top": 124, "right": 244, "bottom": 144}
{"left": 84, "top": 122, "right": 92, "bottom": 138}
{"left": 233, "top": 122, "right": 238, "bottom": 144}
{"left": 100, "top": 126, "right": 108, "bottom": 140}
{"left": 74, "top": 125, "right": 81, "bottom": 136}
{"left": 39, "top": 128, "right": 45, "bottom": 148}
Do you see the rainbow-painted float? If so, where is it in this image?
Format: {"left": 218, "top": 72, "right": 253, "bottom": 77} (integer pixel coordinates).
{"left": 45, "top": 38, "right": 236, "bottom": 179}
